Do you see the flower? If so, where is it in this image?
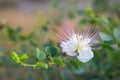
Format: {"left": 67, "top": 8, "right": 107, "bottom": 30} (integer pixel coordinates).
{"left": 58, "top": 25, "right": 98, "bottom": 63}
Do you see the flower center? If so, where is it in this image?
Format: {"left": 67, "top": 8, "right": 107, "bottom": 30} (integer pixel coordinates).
{"left": 73, "top": 35, "right": 85, "bottom": 54}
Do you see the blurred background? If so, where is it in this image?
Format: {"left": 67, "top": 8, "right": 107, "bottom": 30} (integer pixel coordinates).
{"left": 0, "top": 0, "right": 120, "bottom": 80}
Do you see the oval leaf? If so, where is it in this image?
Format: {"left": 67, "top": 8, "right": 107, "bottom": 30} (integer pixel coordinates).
{"left": 113, "top": 28, "right": 120, "bottom": 39}
{"left": 99, "top": 32, "right": 112, "bottom": 41}
{"left": 36, "top": 62, "right": 48, "bottom": 69}
{"left": 36, "top": 48, "right": 46, "bottom": 59}
{"left": 20, "top": 54, "right": 28, "bottom": 61}
{"left": 69, "top": 60, "right": 79, "bottom": 69}
{"left": 101, "top": 43, "right": 113, "bottom": 51}
{"left": 45, "top": 46, "right": 57, "bottom": 57}
{"left": 54, "top": 58, "right": 65, "bottom": 67}
{"left": 11, "top": 52, "right": 21, "bottom": 63}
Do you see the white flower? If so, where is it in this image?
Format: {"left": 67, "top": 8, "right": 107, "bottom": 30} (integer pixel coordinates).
{"left": 59, "top": 25, "right": 98, "bottom": 63}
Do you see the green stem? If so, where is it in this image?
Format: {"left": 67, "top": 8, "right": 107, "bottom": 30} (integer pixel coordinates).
{"left": 21, "top": 62, "right": 36, "bottom": 67}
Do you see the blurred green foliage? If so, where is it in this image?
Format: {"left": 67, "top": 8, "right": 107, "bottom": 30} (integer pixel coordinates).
{"left": 0, "top": 0, "right": 120, "bottom": 80}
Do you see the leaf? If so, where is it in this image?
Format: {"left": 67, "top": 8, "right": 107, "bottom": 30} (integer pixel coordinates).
{"left": 67, "top": 11, "right": 75, "bottom": 19}
{"left": 0, "top": 24, "right": 4, "bottom": 30}
{"left": 20, "top": 54, "right": 28, "bottom": 61}
{"left": 77, "top": 9, "right": 85, "bottom": 15}
{"left": 99, "top": 32, "right": 112, "bottom": 41}
{"left": 89, "top": 17, "right": 96, "bottom": 24}
{"left": 85, "top": 8, "right": 93, "bottom": 15}
{"left": 54, "top": 58, "right": 65, "bottom": 67}
{"left": 36, "top": 48, "right": 46, "bottom": 59}
{"left": 11, "top": 52, "right": 21, "bottom": 63}
{"left": 19, "top": 35, "right": 28, "bottom": 40}
{"left": 41, "top": 25, "right": 48, "bottom": 32}
{"left": 45, "top": 47, "right": 50, "bottom": 53}
{"left": 102, "top": 18, "right": 109, "bottom": 24}
{"left": 69, "top": 60, "right": 79, "bottom": 69}
{"left": 36, "top": 62, "right": 48, "bottom": 69}
{"left": 113, "top": 28, "right": 120, "bottom": 39}
{"left": 80, "top": 18, "right": 88, "bottom": 24}
{"left": 16, "top": 27, "right": 22, "bottom": 33}
{"left": 118, "top": 41, "right": 120, "bottom": 48}
{"left": 93, "top": 51, "right": 102, "bottom": 58}
{"left": 7, "top": 27, "right": 18, "bottom": 41}
{"left": 101, "top": 43, "right": 113, "bottom": 51}
{"left": 51, "top": 0, "right": 58, "bottom": 8}
{"left": 7, "top": 27, "right": 14, "bottom": 35}
{"left": 29, "top": 40, "right": 37, "bottom": 46}
{"left": 45, "top": 46, "right": 57, "bottom": 57}
{"left": 11, "top": 52, "right": 18, "bottom": 60}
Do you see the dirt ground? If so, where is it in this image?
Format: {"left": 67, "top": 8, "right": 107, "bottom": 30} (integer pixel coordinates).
{"left": 0, "top": 0, "right": 90, "bottom": 34}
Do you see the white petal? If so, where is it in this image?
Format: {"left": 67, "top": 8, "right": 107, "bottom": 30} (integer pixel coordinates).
{"left": 66, "top": 41, "right": 77, "bottom": 52}
{"left": 60, "top": 42, "right": 68, "bottom": 52}
{"left": 60, "top": 34, "right": 78, "bottom": 54}
{"left": 69, "top": 34, "right": 78, "bottom": 50}
{"left": 82, "top": 46, "right": 91, "bottom": 51}
{"left": 66, "top": 52, "right": 77, "bottom": 56}
{"left": 77, "top": 49, "right": 94, "bottom": 63}
{"left": 60, "top": 40, "right": 77, "bottom": 56}
{"left": 83, "top": 38, "right": 90, "bottom": 45}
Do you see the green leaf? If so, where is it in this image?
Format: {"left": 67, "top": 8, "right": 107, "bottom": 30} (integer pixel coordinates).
{"left": 99, "top": 32, "right": 112, "bottom": 41}
{"left": 36, "top": 48, "right": 46, "bottom": 59}
{"left": 45, "top": 47, "right": 50, "bottom": 53}
{"left": 20, "top": 54, "right": 28, "bottom": 61}
{"left": 89, "top": 18, "right": 96, "bottom": 24}
{"left": 7, "top": 27, "right": 14, "bottom": 35}
{"left": 93, "top": 51, "right": 102, "bottom": 58}
{"left": 113, "top": 28, "right": 120, "bottom": 39}
{"left": 80, "top": 18, "right": 88, "bottom": 24}
{"left": 85, "top": 8, "right": 93, "bottom": 15}
{"left": 118, "top": 41, "right": 120, "bottom": 48}
{"left": 77, "top": 9, "right": 85, "bottom": 15}
{"left": 69, "top": 60, "right": 79, "bottom": 69}
{"left": 45, "top": 46, "right": 57, "bottom": 57}
{"left": 16, "top": 27, "right": 22, "bottom": 33}
{"left": 29, "top": 40, "right": 37, "bottom": 46}
{"left": 102, "top": 18, "right": 109, "bottom": 24}
{"left": 0, "top": 24, "right": 4, "bottom": 30}
{"left": 67, "top": 11, "right": 75, "bottom": 19}
{"left": 41, "top": 25, "right": 48, "bottom": 32}
{"left": 11, "top": 52, "right": 21, "bottom": 63}
{"left": 51, "top": 0, "right": 58, "bottom": 8}
{"left": 11, "top": 52, "right": 18, "bottom": 60}
{"left": 19, "top": 35, "right": 28, "bottom": 40}
{"left": 54, "top": 58, "right": 65, "bottom": 67}
{"left": 101, "top": 43, "right": 113, "bottom": 51}
{"left": 36, "top": 62, "right": 48, "bottom": 69}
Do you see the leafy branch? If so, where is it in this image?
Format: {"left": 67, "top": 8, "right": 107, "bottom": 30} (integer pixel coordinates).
{"left": 11, "top": 47, "right": 65, "bottom": 69}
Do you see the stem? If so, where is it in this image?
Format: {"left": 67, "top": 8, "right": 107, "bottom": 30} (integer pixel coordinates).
{"left": 63, "top": 56, "right": 70, "bottom": 61}
{"left": 21, "top": 62, "right": 36, "bottom": 67}
{"left": 48, "top": 62, "right": 54, "bottom": 65}
{"left": 92, "top": 44, "right": 119, "bottom": 51}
